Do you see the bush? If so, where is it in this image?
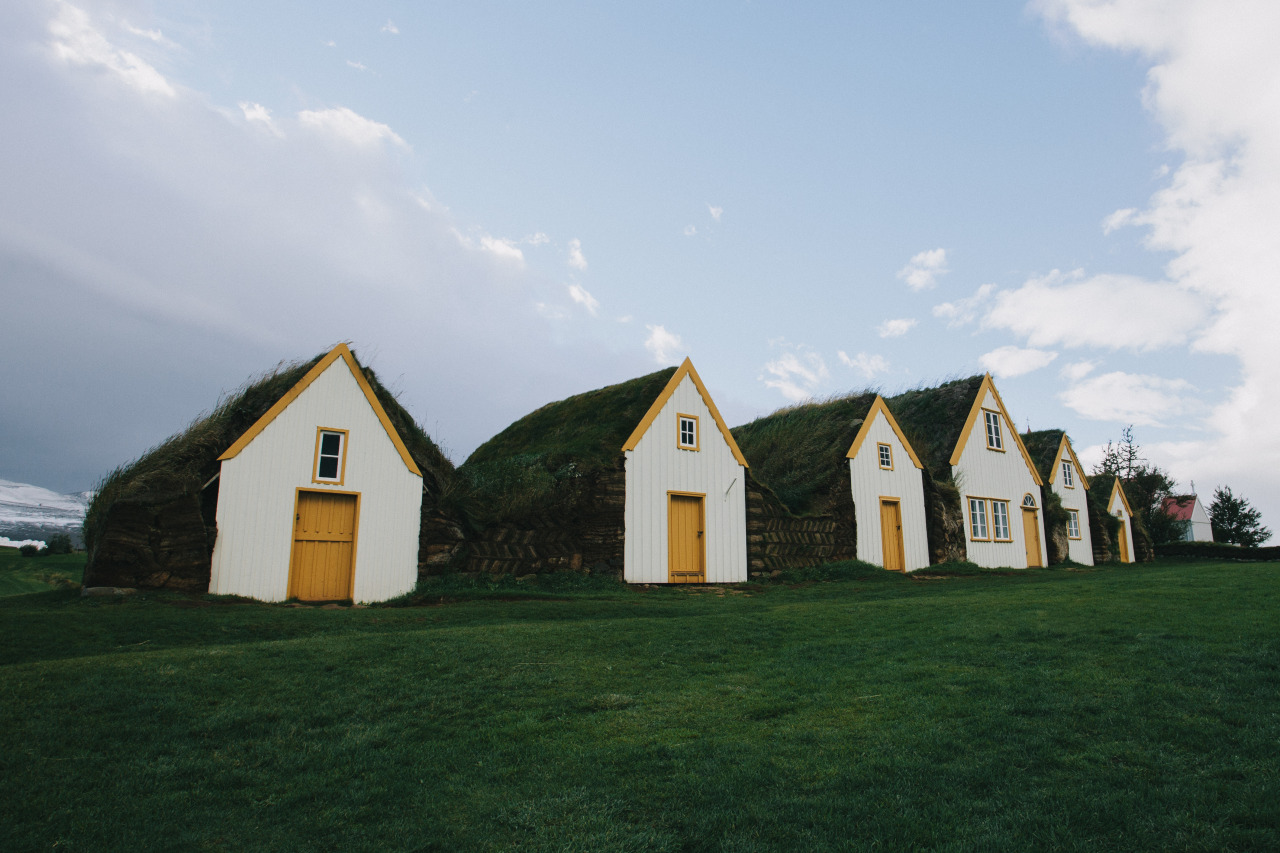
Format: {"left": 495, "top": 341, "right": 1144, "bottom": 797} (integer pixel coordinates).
{"left": 18, "top": 544, "right": 44, "bottom": 558}
{"left": 45, "top": 534, "right": 73, "bottom": 555}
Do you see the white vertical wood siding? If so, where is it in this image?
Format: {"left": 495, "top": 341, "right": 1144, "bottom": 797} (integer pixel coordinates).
{"left": 1050, "top": 447, "right": 1094, "bottom": 565}
{"left": 1108, "top": 489, "right": 1137, "bottom": 563}
{"left": 848, "top": 412, "right": 929, "bottom": 571}
{"left": 623, "top": 375, "right": 747, "bottom": 583}
{"left": 952, "top": 388, "right": 1046, "bottom": 568}
{"left": 1187, "top": 501, "right": 1214, "bottom": 541}
{"left": 209, "top": 360, "right": 423, "bottom": 602}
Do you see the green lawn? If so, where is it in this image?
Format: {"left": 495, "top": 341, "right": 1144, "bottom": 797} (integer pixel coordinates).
{"left": 2, "top": 559, "right": 1277, "bottom": 851}
{"left": 0, "top": 546, "right": 83, "bottom": 596}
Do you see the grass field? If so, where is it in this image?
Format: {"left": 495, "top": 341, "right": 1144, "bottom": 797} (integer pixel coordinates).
{"left": 2, "top": 556, "right": 1277, "bottom": 851}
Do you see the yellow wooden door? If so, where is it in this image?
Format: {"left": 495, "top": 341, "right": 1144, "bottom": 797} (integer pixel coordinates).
{"left": 667, "top": 493, "right": 705, "bottom": 583}
{"left": 1022, "top": 508, "right": 1043, "bottom": 568}
{"left": 1117, "top": 521, "right": 1131, "bottom": 563}
{"left": 880, "top": 499, "right": 905, "bottom": 572}
{"left": 289, "top": 491, "right": 358, "bottom": 600}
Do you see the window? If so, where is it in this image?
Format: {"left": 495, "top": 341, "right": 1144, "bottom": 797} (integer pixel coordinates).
{"left": 1061, "top": 460, "right": 1075, "bottom": 488}
{"left": 991, "top": 501, "right": 1011, "bottom": 541}
{"left": 313, "top": 428, "right": 348, "bottom": 484}
{"left": 1067, "top": 509, "right": 1081, "bottom": 539}
{"left": 677, "top": 414, "right": 699, "bottom": 450}
{"left": 1022, "top": 493, "right": 1037, "bottom": 508}
{"left": 968, "top": 498, "right": 989, "bottom": 541}
{"left": 877, "top": 443, "right": 893, "bottom": 470}
{"left": 983, "top": 410, "right": 1004, "bottom": 451}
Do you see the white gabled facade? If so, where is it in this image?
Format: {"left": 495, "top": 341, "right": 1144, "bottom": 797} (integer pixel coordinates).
{"left": 1044, "top": 435, "right": 1095, "bottom": 566}
{"left": 622, "top": 359, "right": 748, "bottom": 584}
{"left": 951, "top": 375, "right": 1047, "bottom": 569}
{"left": 209, "top": 345, "right": 423, "bottom": 603}
{"left": 845, "top": 396, "right": 929, "bottom": 571}
{"left": 1108, "top": 480, "right": 1137, "bottom": 563}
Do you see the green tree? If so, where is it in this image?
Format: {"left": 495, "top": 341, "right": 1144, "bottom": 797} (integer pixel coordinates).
{"left": 1208, "top": 486, "right": 1272, "bottom": 547}
{"left": 1092, "top": 425, "right": 1182, "bottom": 544}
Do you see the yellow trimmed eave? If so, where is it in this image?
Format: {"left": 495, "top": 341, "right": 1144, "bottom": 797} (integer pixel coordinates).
{"left": 621, "top": 357, "right": 749, "bottom": 468}
{"left": 218, "top": 343, "right": 423, "bottom": 478}
{"left": 845, "top": 395, "right": 924, "bottom": 469}
{"left": 1110, "top": 479, "right": 1134, "bottom": 516}
{"left": 948, "top": 373, "right": 1044, "bottom": 486}
{"left": 1051, "top": 433, "right": 1090, "bottom": 490}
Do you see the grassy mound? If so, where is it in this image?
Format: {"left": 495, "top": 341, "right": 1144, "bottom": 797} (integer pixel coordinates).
{"left": 885, "top": 375, "right": 985, "bottom": 476}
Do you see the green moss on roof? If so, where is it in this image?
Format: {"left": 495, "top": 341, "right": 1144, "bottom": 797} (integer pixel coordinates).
{"left": 885, "top": 375, "right": 986, "bottom": 475}
{"left": 1022, "top": 429, "right": 1067, "bottom": 483}
{"left": 731, "top": 392, "right": 879, "bottom": 516}
{"left": 459, "top": 367, "right": 678, "bottom": 527}
{"left": 85, "top": 348, "right": 454, "bottom": 552}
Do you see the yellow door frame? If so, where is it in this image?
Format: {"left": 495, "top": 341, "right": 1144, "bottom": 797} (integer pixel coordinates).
{"left": 288, "top": 487, "right": 361, "bottom": 601}
{"left": 879, "top": 497, "right": 905, "bottom": 572}
{"left": 667, "top": 490, "right": 706, "bottom": 583}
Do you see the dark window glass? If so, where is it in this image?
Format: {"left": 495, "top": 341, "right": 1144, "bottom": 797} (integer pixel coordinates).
{"left": 318, "top": 456, "right": 339, "bottom": 479}
{"left": 321, "top": 433, "right": 342, "bottom": 456}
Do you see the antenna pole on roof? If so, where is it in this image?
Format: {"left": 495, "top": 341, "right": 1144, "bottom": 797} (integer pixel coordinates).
{"left": 1190, "top": 480, "right": 1196, "bottom": 497}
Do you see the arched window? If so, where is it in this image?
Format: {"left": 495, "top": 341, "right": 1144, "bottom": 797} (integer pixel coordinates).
{"left": 1022, "top": 493, "right": 1037, "bottom": 508}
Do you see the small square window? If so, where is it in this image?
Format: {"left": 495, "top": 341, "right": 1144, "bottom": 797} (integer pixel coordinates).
{"left": 1061, "top": 460, "right": 1075, "bottom": 488}
{"left": 313, "top": 428, "right": 348, "bottom": 484}
{"left": 677, "top": 414, "right": 699, "bottom": 450}
{"left": 877, "top": 443, "right": 893, "bottom": 470}
{"left": 983, "top": 411, "right": 1004, "bottom": 451}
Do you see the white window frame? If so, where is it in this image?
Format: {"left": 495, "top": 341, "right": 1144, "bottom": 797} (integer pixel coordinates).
{"left": 313, "top": 428, "right": 348, "bottom": 485}
{"left": 877, "top": 443, "right": 893, "bottom": 470}
{"left": 1061, "top": 460, "right": 1075, "bottom": 488}
{"left": 991, "top": 500, "right": 1011, "bottom": 542}
{"left": 677, "top": 413, "right": 699, "bottom": 451}
{"left": 968, "top": 498, "right": 990, "bottom": 541}
{"left": 983, "top": 410, "right": 1004, "bottom": 451}
{"left": 1067, "top": 509, "right": 1081, "bottom": 540}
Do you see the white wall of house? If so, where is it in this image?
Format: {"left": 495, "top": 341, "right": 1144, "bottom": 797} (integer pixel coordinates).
{"left": 848, "top": 411, "right": 929, "bottom": 571}
{"left": 209, "top": 357, "right": 423, "bottom": 603}
{"left": 1048, "top": 442, "right": 1095, "bottom": 566}
{"left": 623, "top": 374, "right": 747, "bottom": 583}
{"left": 953, "top": 387, "right": 1046, "bottom": 568}
{"left": 1109, "top": 487, "right": 1137, "bottom": 563}
{"left": 1186, "top": 499, "right": 1214, "bottom": 542}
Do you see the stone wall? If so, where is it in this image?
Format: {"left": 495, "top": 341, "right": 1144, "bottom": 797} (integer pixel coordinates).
{"left": 745, "top": 473, "right": 857, "bottom": 572}
{"left": 921, "top": 470, "right": 967, "bottom": 564}
{"left": 83, "top": 487, "right": 213, "bottom": 591}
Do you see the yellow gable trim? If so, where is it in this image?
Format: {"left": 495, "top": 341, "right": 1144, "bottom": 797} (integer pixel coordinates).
{"left": 218, "top": 343, "right": 422, "bottom": 478}
{"left": 621, "top": 358, "right": 749, "bottom": 468}
{"left": 1110, "top": 479, "right": 1133, "bottom": 516}
{"left": 845, "top": 395, "right": 924, "bottom": 469}
{"left": 1050, "top": 434, "right": 1090, "bottom": 491}
{"left": 948, "top": 374, "right": 1043, "bottom": 486}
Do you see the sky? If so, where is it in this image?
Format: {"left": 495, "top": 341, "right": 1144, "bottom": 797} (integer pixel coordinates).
{"left": 2, "top": 0, "right": 1277, "bottom": 538}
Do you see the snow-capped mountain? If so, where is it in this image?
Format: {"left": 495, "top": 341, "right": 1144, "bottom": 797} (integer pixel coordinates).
{"left": 0, "top": 479, "right": 90, "bottom": 545}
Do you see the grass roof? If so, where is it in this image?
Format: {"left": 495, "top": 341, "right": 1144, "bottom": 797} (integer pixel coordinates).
{"left": 885, "top": 375, "right": 986, "bottom": 475}
{"left": 85, "top": 347, "right": 455, "bottom": 552}
{"left": 458, "top": 367, "right": 678, "bottom": 527}
{"left": 731, "top": 392, "right": 879, "bottom": 516}
{"left": 1022, "top": 429, "right": 1067, "bottom": 484}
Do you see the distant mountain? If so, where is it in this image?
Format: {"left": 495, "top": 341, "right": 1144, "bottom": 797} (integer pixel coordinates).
{"left": 0, "top": 478, "right": 90, "bottom": 547}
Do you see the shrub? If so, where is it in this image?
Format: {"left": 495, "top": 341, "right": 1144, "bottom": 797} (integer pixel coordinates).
{"left": 18, "top": 544, "right": 44, "bottom": 557}
{"left": 45, "top": 534, "right": 73, "bottom": 555}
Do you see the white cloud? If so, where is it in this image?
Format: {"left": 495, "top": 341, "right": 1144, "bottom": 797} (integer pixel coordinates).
{"left": 567, "top": 238, "right": 587, "bottom": 270}
{"left": 979, "top": 345, "right": 1058, "bottom": 378}
{"left": 48, "top": 2, "right": 175, "bottom": 98}
{"left": 683, "top": 224, "right": 697, "bottom": 237}
{"left": 876, "top": 317, "right": 916, "bottom": 338}
{"left": 932, "top": 283, "right": 996, "bottom": 328}
{"left": 708, "top": 204, "right": 723, "bottom": 221}
{"left": 644, "top": 325, "right": 684, "bottom": 364}
{"left": 346, "top": 60, "right": 367, "bottom": 72}
{"left": 1059, "top": 360, "right": 1098, "bottom": 382}
{"left": 567, "top": 283, "right": 599, "bottom": 315}
{"left": 478, "top": 235, "right": 523, "bottom": 265}
{"left": 523, "top": 232, "right": 549, "bottom": 246}
{"left": 382, "top": 20, "right": 399, "bottom": 35}
{"left": 122, "top": 23, "right": 176, "bottom": 49}
{"left": 760, "top": 344, "right": 829, "bottom": 401}
{"left": 323, "top": 40, "right": 336, "bottom": 48}
{"left": 982, "top": 269, "right": 1205, "bottom": 350}
{"left": 838, "top": 351, "right": 890, "bottom": 380}
{"left": 1102, "top": 207, "right": 1137, "bottom": 234}
{"left": 897, "top": 248, "right": 948, "bottom": 291}
{"left": 297, "top": 106, "right": 407, "bottom": 149}
{"left": 238, "top": 102, "right": 281, "bottom": 136}
{"left": 1059, "top": 372, "right": 1196, "bottom": 427}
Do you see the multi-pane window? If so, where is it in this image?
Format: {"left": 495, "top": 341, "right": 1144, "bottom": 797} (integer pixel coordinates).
{"left": 991, "top": 501, "right": 1011, "bottom": 541}
{"left": 877, "top": 443, "right": 893, "bottom": 469}
{"left": 677, "top": 414, "right": 699, "bottom": 450}
{"left": 983, "top": 411, "right": 1004, "bottom": 450}
{"left": 313, "top": 428, "right": 347, "bottom": 483}
{"left": 968, "top": 498, "right": 989, "bottom": 540}
{"left": 1067, "top": 509, "right": 1081, "bottom": 539}
{"left": 1061, "top": 460, "right": 1075, "bottom": 488}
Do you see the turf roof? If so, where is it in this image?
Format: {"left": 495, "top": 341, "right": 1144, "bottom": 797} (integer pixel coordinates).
{"left": 463, "top": 366, "right": 679, "bottom": 472}
{"left": 731, "top": 391, "right": 880, "bottom": 516}
{"left": 84, "top": 347, "right": 454, "bottom": 552}
{"left": 885, "top": 375, "right": 987, "bottom": 475}
{"left": 1022, "top": 429, "right": 1068, "bottom": 484}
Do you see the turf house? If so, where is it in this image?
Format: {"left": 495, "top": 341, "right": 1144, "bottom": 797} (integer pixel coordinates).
{"left": 731, "top": 394, "right": 928, "bottom": 571}
{"left": 83, "top": 344, "right": 457, "bottom": 601}
{"left": 1161, "top": 494, "right": 1215, "bottom": 542}
{"left": 459, "top": 358, "right": 751, "bottom": 583}
{"left": 1023, "top": 429, "right": 1095, "bottom": 565}
{"left": 887, "top": 374, "right": 1047, "bottom": 568}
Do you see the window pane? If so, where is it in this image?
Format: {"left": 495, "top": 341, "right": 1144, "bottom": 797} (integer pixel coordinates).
{"left": 321, "top": 433, "right": 342, "bottom": 455}
{"left": 318, "top": 456, "right": 339, "bottom": 479}
{"left": 992, "top": 502, "right": 1010, "bottom": 540}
